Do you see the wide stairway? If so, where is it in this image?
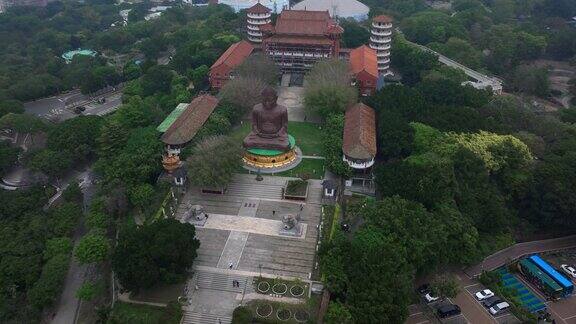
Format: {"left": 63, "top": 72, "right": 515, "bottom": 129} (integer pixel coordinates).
{"left": 181, "top": 271, "right": 254, "bottom": 324}
{"left": 181, "top": 311, "right": 232, "bottom": 324}
{"left": 195, "top": 271, "right": 253, "bottom": 294}
{"left": 225, "top": 177, "right": 284, "bottom": 200}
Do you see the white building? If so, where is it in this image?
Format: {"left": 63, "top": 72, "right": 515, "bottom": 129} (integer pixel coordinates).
{"left": 291, "top": 0, "right": 369, "bottom": 20}
{"left": 246, "top": 3, "right": 271, "bottom": 44}
{"left": 369, "top": 15, "right": 393, "bottom": 76}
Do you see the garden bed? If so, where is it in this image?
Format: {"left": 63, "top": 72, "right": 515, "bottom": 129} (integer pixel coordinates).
{"left": 108, "top": 301, "right": 181, "bottom": 324}
{"left": 246, "top": 300, "right": 312, "bottom": 324}
{"left": 130, "top": 282, "right": 185, "bottom": 304}
{"left": 283, "top": 180, "right": 308, "bottom": 200}
{"left": 253, "top": 277, "right": 309, "bottom": 299}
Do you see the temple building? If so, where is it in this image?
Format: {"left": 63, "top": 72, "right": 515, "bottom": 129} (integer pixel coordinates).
{"left": 209, "top": 6, "right": 392, "bottom": 92}
{"left": 209, "top": 40, "right": 254, "bottom": 90}
{"left": 157, "top": 95, "right": 219, "bottom": 172}
{"left": 246, "top": 3, "right": 272, "bottom": 44}
{"left": 259, "top": 9, "right": 343, "bottom": 73}
{"left": 342, "top": 102, "right": 377, "bottom": 194}
{"left": 349, "top": 45, "right": 378, "bottom": 96}
{"left": 369, "top": 15, "right": 394, "bottom": 76}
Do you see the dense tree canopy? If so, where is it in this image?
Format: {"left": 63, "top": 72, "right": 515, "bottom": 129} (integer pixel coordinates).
{"left": 112, "top": 218, "right": 200, "bottom": 292}
{"left": 304, "top": 60, "right": 357, "bottom": 118}
{"left": 187, "top": 136, "right": 242, "bottom": 188}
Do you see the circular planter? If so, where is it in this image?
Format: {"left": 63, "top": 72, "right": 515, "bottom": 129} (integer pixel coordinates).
{"left": 272, "top": 283, "right": 288, "bottom": 295}
{"left": 257, "top": 281, "right": 271, "bottom": 293}
{"left": 256, "top": 303, "right": 273, "bottom": 318}
{"left": 294, "top": 310, "right": 310, "bottom": 323}
{"left": 177, "top": 296, "right": 188, "bottom": 305}
{"left": 290, "top": 285, "right": 305, "bottom": 297}
{"left": 276, "top": 308, "right": 291, "bottom": 321}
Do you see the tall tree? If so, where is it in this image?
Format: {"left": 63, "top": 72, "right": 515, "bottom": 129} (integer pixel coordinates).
{"left": 346, "top": 226, "right": 413, "bottom": 324}
{"left": 112, "top": 218, "right": 200, "bottom": 292}
{"left": 304, "top": 60, "right": 357, "bottom": 118}
{"left": 187, "top": 136, "right": 242, "bottom": 189}
{"left": 234, "top": 53, "right": 279, "bottom": 86}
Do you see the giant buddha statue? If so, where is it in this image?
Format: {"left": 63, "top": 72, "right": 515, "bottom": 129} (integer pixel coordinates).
{"left": 243, "top": 87, "right": 290, "bottom": 151}
{"left": 241, "top": 87, "right": 298, "bottom": 170}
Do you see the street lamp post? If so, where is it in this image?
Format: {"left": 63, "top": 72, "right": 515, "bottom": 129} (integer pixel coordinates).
{"left": 259, "top": 263, "right": 262, "bottom": 277}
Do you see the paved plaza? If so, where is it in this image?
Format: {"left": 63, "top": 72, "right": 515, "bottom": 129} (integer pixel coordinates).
{"left": 277, "top": 84, "right": 322, "bottom": 123}
{"left": 179, "top": 173, "right": 323, "bottom": 323}
{"left": 177, "top": 173, "right": 323, "bottom": 278}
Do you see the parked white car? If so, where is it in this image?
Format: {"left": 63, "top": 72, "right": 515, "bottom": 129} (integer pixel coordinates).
{"left": 475, "top": 289, "right": 495, "bottom": 301}
{"left": 424, "top": 292, "right": 440, "bottom": 303}
{"left": 561, "top": 264, "right": 576, "bottom": 278}
{"left": 489, "top": 301, "right": 510, "bottom": 315}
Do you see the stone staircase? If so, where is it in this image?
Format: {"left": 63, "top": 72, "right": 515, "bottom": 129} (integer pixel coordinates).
{"left": 181, "top": 311, "right": 231, "bottom": 324}
{"left": 195, "top": 271, "right": 254, "bottom": 294}
{"left": 226, "top": 180, "right": 284, "bottom": 200}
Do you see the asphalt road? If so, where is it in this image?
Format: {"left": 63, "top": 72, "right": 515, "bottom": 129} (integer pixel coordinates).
{"left": 50, "top": 168, "right": 95, "bottom": 324}
{"left": 465, "top": 235, "right": 576, "bottom": 277}
{"left": 23, "top": 88, "right": 123, "bottom": 122}
{"left": 83, "top": 92, "right": 123, "bottom": 116}
{"left": 24, "top": 90, "right": 83, "bottom": 121}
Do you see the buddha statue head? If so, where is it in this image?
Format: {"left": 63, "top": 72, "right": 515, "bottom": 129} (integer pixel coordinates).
{"left": 261, "top": 87, "right": 278, "bottom": 111}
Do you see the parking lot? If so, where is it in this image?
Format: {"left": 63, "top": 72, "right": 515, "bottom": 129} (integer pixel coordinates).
{"left": 408, "top": 272, "right": 504, "bottom": 324}
{"left": 461, "top": 281, "right": 519, "bottom": 324}
{"left": 408, "top": 254, "right": 576, "bottom": 324}
{"left": 528, "top": 251, "right": 576, "bottom": 324}
{"left": 406, "top": 304, "right": 433, "bottom": 324}
{"left": 407, "top": 271, "right": 524, "bottom": 324}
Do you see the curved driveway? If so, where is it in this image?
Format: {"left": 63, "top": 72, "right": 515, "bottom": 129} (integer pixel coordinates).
{"left": 465, "top": 235, "right": 576, "bottom": 278}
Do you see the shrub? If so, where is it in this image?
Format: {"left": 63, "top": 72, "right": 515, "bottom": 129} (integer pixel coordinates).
{"left": 28, "top": 253, "right": 70, "bottom": 309}
{"left": 232, "top": 306, "right": 252, "bottom": 324}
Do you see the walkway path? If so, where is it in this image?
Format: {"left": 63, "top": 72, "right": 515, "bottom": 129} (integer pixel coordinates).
{"left": 277, "top": 85, "right": 322, "bottom": 123}
{"left": 464, "top": 234, "right": 576, "bottom": 277}
{"left": 50, "top": 168, "right": 96, "bottom": 324}
{"left": 217, "top": 231, "right": 249, "bottom": 269}
{"left": 403, "top": 37, "right": 503, "bottom": 94}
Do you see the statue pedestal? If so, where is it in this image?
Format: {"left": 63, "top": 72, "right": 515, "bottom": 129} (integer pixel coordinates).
{"left": 243, "top": 148, "right": 297, "bottom": 168}
{"left": 242, "top": 135, "right": 302, "bottom": 174}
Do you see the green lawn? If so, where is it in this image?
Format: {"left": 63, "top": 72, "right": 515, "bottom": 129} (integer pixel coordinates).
{"left": 228, "top": 121, "right": 324, "bottom": 156}
{"left": 236, "top": 158, "right": 325, "bottom": 179}
{"left": 276, "top": 158, "right": 325, "bottom": 179}
{"left": 108, "top": 302, "right": 176, "bottom": 324}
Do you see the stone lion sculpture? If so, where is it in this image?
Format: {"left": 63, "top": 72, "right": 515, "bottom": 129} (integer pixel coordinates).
{"left": 282, "top": 214, "right": 298, "bottom": 230}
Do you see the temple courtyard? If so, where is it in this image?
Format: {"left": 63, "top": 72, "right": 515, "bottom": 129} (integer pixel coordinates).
{"left": 175, "top": 173, "right": 324, "bottom": 323}
{"left": 176, "top": 173, "right": 323, "bottom": 278}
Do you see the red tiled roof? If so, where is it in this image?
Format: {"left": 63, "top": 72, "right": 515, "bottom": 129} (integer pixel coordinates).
{"left": 349, "top": 45, "right": 378, "bottom": 79}
{"left": 210, "top": 40, "right": 254, "bottom": 71}
{"left": 161, "top": 95, "right": 219, "bottom": 145}
{"left": 327, "top": 23, "right": 344, "bottom": 34}
{"left": 259, "top": 23, "right": 274, "bottom": 32}
{"left": 342, "top": 103, "right": 377, "bottom": 160}
{"left": 247, "top": 2, "right": 271, "bottom": 14}
{"left": 275, "top": 10, "right": 333, "bottom": 36}
{"left": 265, "top": 35, "right": 334, "bottom": 45}
{"left": 373, "top": 15, "right": 393, "bottom": 23}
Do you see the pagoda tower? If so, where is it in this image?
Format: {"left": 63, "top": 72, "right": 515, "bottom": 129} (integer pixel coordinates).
{"left": 369, "top": 15, "right": 393, "bottom": 76}
{"left": 246, "top": 2, "right": 272, "bottom": 44}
